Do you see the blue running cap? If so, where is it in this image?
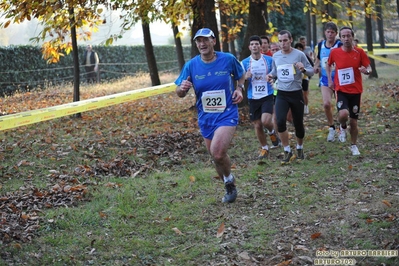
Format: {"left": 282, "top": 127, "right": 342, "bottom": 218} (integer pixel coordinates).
{"left": 193, "top": 28, "right": 215, "bottom": 40}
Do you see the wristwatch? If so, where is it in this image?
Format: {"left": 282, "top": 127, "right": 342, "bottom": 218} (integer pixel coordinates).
{"left": 237, "top": 84, "right": 245, "bottom": 89}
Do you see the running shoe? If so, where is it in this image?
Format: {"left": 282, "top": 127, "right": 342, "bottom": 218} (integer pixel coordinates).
{"left": 297, "top": 149, "right": 304, "bottom": 160}
{"left": 327, "top": 127, "right": 336, "bottom": 142}
{"left": 339, "top": 126, "right": 347, "bottom": 143}
{"left": 350, "top": 145, "right": 360, "bottom": 156}
{"left": 270, "top": 132, "right": 281, "bottom": 148}
{"left": 281, "top": 151, "right": 294, "bottom": 165}
{"left": 258, "top": 149, "right": 269, "bottom": 159}
{"left": 222, "top": 180, "right": 237, "bottom": 203}
{"left": 304, "top": 105, "right": 309, "bottom": 115}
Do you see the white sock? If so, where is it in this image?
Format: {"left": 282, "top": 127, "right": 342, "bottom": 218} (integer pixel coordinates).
{"left": 284, "top": 146, "right": 291, "bottom": 152}
{"left": 297, "top": 144, "right": 303, "bottom": 150}
{"left": 223, "top": 174, "right": 234, "bottom": 183}
{"left": 262, "top": 145, "right": 269, "bottom": 150}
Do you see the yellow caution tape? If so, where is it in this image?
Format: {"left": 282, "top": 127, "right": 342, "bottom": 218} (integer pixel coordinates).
{"left": 371, "top": 48, "right": 399, "bottom": 55}
{"left": 358, "top": 43, "right": 399, "bottom": 48}
{"left": 367, "top": 52, "right": 399, "bottom": 66}
{"left": 0, "top": 83, "right": 176, "bottom": 131}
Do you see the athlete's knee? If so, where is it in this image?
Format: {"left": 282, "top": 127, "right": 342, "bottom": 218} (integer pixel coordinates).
{"left": 294, "top": 122, "right": 305, "bottom": 139}
{"left": 262, "top": 119, "right": 274, "bottom": 131}
{"left": 276, "top": 119, "right": 287, "bottom": 133}
{"left": 212, "top": 152, "right": 226, "bottom": 164}
{"left": 338, "top": 109, "right": 349, "bottom": 118}
{"left": 323, "top": 101, "right": 332, "bottom": 110}
{"left": 253, "top": 120, "right": 263, "bottom": 131}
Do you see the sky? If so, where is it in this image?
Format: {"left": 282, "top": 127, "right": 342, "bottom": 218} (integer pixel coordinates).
{"left": 0, "top": 13, "right": 180, "bottom": 46}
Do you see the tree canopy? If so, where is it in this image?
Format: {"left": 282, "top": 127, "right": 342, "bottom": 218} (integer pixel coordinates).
{"left": 0, "top": 0, "right": 106, "bottom": 63}
{"left": 0, "top": 0, "right": 397, "bottom": 63}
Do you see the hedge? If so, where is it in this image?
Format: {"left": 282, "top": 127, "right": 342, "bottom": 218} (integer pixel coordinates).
{"left": 0, "top": 45, "right": 191, "bottom": 96}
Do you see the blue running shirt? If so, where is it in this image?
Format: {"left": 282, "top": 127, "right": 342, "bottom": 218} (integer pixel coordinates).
{"left": 319, "top": 40, "right": 342, "bottom": 85}
{"left": 175, "top": 52, "right": 244, "bottom": 130}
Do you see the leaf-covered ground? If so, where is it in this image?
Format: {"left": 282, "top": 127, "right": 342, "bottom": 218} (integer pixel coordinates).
{"left": 0, "top": 74, "right": 399, "bottom": 265}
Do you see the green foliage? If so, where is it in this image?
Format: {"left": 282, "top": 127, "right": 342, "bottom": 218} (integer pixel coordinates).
{"left": 268, "top": 0, "right": 306, "bottom": 40}
{"left": 0, "top": 0, "right": 105, "bottom": 62}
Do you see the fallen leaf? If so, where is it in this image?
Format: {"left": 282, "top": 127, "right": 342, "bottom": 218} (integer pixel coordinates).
{"left": 382, "top": 200, "right": 392, "bottom": 207}
{"left": 189, "top": 175, "right": 195, "bottom": 182}
{"left": 277, "top": 260, "right": 292, "bottom": 266}
{"left": 297, "top": 256, "right": 313, "bottom": 264}
{"left": 105, "top": 182, "right": 116, "bottom": 187}
{"left": 366, "top": 219, "right": 374, "bottom": 224}
{"left": 386, "top": 214, "right": 395, "bottom": 221}
{"left": 295, "top": 245, "right": 309, "bottom": 251}
{"left": 311, "top": 232, "right": 322, "bottom": 239}
{"left": 172, "top": 227, "right": 183, "bottom": 235}
{"left": 216, "top": 222, "right": 225, "bottom": 238}
{"left": 49, "top": 170, "right": 59, "bottom": 174}
{"left": 17, "top": 160, "right": 33, "bottom": 166}
{"left": 63, "top": 185, "right": 72, "bottom": 193}
{"left": 238, "top": 251, "right": 250, "bottom": 260}
{"left": 53, "top": 184, "right": 61, "bottom": 191}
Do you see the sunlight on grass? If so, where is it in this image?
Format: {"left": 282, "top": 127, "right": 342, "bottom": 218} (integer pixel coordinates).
{"left": 0, "top": 72, "right": 177, "bottom": 114}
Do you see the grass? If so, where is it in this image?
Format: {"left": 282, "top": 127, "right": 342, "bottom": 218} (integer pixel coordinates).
{"left": 0, "top": 64, "right": 399, "bottom": 265}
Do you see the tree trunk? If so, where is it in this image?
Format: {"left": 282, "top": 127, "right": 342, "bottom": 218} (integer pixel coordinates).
{"left": 365, "top": 14, "right": 378, "bottom": 78}
{"left": 239, "top": 0, "right": 267, "bottom": 61}
{"left": 191, "top": 0, "right": 218, "bottom": 57}
{"left": 228, "top": 17, "right": 237, "bottom": 55}
{"left": 347, "top": 0, "right": 353, "bottom": 28}
{"left": 239, "top": 0, "right": 268, "bottom": 108}
{"left": 204, "top": 0, "right": 219, "bottom": 52}
{"left": 191, "top": 1, "right": 201, "bottom": 57}
{"left": 376, "top": 0, "right": 385, "bottom": 48}
{"left": 327, "top": 0, "right": 337, "bottom": 18}
{"left": 372, "top": 20, "right": 377, "bottom": 42}
{"left": 306, "top": 8, "right": 311, "bottom": 46}
{"left": 230, "top": 39, "right": 236, "bottom": 56}
{"left": 70, "top": 7, "right": 81, "bottom": 118}
{"left": 142, "top": 21, "right": 161, "bottom": 86}
{"left": 311, "top": 0, "right": 317, "bottom": 52}
{"left": 219, "top": 2, "right": 229, "bottom": 52}
{"left": 172, "top": 24, "right": 185, "bottom": 70}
